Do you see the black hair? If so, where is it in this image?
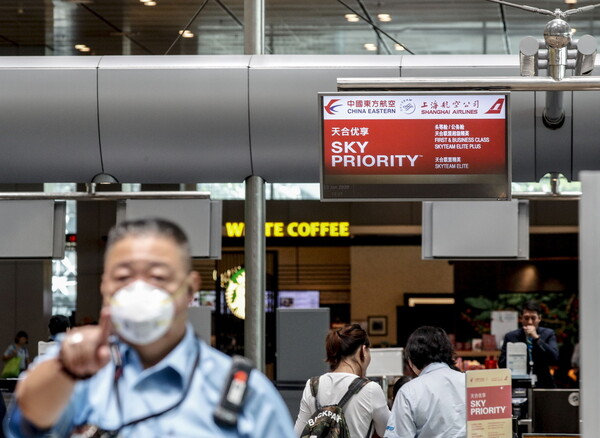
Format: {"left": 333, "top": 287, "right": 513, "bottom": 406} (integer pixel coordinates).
{"left": 48, "top": 315, "right": 71, "bottom": 336}
{"left": 392, "top": 376, "right": 412, "bottom": 401}
{"left": 14, "top": 330, "right": 28, "bottom": 343}
{"left": 405, "top": 326, "right": 455, "bottom": 370}
{"left": 521, "top": 300, "right": 542, "bottom": 315}
{"left": 325, "top": 323, "right": 370, "bottom": 371}
{"left": 106, "top": 217, "right": 191, "bottom": 271}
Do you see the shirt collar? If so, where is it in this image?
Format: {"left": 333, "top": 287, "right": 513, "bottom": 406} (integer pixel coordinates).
{"left": 420, "top": 362, "right": 451, "bottom": 376}
{"left": 119, "top": 323, "right": 198, "bottom": 382}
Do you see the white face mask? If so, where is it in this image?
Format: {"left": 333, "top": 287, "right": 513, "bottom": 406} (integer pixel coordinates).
{"left": 110, "top": 280, "right": 176, "bottom": 345}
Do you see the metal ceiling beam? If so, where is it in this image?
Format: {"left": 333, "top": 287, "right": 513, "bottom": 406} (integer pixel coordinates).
{"left": 355, "top": 0, "right": 392, "bottom": 55}
{"left": 336, "top": 0, "right": 413, "bottom": 54}
{"left": 0, "top": 191, "right": 211, "bottom": 201}
{"left": 79, "top": 4, "right": 154, "bottom": 55}
{"left": 337, "top": 76, "right": 600, "bottom": 91}
{"left": 214, "top": 0, "right": 244, "bottom": 27}
{"left": 164, "top": 0, "right": 211, "bottom": 55}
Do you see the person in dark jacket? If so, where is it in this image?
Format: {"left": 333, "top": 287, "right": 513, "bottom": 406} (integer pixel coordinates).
{"left": 499, "top": 300, "right": 559, "bottom": 388}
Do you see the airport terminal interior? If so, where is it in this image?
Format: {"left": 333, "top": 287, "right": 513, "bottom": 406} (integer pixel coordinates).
{"left": 1, "top": 0, "right": 600, "bottom": 436}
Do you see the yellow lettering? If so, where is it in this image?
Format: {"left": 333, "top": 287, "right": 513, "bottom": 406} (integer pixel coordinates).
{"left": 298, "top": 222, "right": 310, "bottom": 237}
{"left": 265, "top": 222, "right": 274, "bottom": 237}
{"left": 226, "top": 222, "right": 245, "bottom": 238}
{"left": 339, "top": 222, "right": 350, "bottom": 237}
{"left": 287, "top": 222, "right": 299, "bottom": 237}
{"left": 310, "top": 222, "right": 319, "bottom": 237}
{"left": 226, "top": 221, "right": 349, "bottom": 238}
{"left": 330, "top": 222, "right": 339, "bottom": 237}
{"left": 273, "top": 222, "right": 285, "bottom": 237}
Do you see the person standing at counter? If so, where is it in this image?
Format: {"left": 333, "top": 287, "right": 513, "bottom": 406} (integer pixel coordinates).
{"left": 2, "top": 332, "right": 29, "bottom": 377}
{"left": 385, "top": 326, "right": 466, "bottom": 438}
{"left": 5, "top": 217, "right": 295, "bottom": 437}
{"left": 294, "top": 323, "right": 390, "bottom": 438}
{"left": 498, "top": 300, "right": 559, "bottom": 388}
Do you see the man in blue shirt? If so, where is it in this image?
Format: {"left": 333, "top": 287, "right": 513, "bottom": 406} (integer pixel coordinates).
{"left": 5, "top": 217, "right": 295, "bottom": 437}
{"left": 385, "top": 326, "right": 466, "bottom": 438}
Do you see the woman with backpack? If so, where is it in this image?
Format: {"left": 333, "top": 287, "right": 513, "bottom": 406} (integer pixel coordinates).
{"left": 294, "top": 323, "right": 390, "bottom": 438}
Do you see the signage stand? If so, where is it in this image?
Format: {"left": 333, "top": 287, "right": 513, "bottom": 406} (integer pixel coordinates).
{"left": 466, "top": 368, "right": 513, "bottom": 438}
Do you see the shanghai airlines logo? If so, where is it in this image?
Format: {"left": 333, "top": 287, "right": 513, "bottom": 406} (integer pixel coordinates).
{"left": 485, "top": 98, "right": 505, "bottom": 114}
{"left": 324, "top": 99, "right": 342, "bottom": 114}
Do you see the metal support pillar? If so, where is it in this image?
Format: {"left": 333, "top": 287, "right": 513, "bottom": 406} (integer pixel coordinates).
{"left": 543, "top": 90, "right": 565, "bottom": 127}
{"left": 244, "top": 175, "right": 266, "bottom": 372}
{"left": 243, "top": 0, "right": 266, "bottom": 371}
{"left": 244, "top": 0, "right": 264, "bottom": 56}
{"left": 579, "top": 171, "right": 600, "bottom": 437}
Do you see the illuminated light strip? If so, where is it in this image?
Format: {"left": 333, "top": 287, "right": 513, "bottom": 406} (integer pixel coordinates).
{"left": 408, "top": 297, "right": 456, "bottom": 307}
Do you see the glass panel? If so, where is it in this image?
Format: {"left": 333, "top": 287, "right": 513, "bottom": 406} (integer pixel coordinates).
{"left": 44, "top": 183, "right": 78, "bottom": 316}
{"left": 196, "top": 182, "right": 320, "bottom": 199}
{"left": 512, "top": 174, "right": 581, "bottom": 195}
{"left": 51, "top": 247, "right": 77, "bottom": 316}
{"left": 271, "top": 183, "right": 320, "bottom": 200}
{"left": 197, "top": 183, "right": 246, "bottom": 199}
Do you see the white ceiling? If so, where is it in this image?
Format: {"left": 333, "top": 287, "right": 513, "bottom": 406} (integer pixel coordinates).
{"left": 0, "top": 0, "right": 599, "bottom": 56}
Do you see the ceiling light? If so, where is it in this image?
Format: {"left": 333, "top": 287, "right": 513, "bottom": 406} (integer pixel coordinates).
{"left": 143, "top": 1, "right": 157, "bottom": 5}
{"left": 74, "top": 44, "right": 91, "bottom": 53}
{"left": 364, "top": 43, "right": 377, "bottom": 51}
{"left": 377, "top": 13, "right": 392, "bottom": 22}
{"left": 565, "top": 0, "right": 577, "bottom": 4}
{"left": 179, "top": 30, "right": 194, "bottom": 38}
{"left": 345, "top": 14, "right": 359, "bottom": 22}
{"left": 91, "top": 173, "right": 119, "bottom": 184}
{"left": 394, "top": 43, "right": 406, "bottom": 51}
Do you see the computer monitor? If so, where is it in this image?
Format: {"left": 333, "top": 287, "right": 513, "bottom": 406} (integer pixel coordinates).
{"left": 532, "top": 389, "right": 580, "bottom": 434}
{"left": 278, "top": 290, "right": 320, "bottom": 309}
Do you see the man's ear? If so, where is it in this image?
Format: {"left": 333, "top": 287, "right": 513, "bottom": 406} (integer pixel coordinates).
{"left": 408, "top": 360, "right": 420, "bottom": 376}
{"left": 185, "top": 272, "right": 195, "bottom": 300}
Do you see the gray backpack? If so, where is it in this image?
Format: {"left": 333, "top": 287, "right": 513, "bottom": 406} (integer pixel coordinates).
{"left": 300, "top": 376, "right": 371, "bottom": 438}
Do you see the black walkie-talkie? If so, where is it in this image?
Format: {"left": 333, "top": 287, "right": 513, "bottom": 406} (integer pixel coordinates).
{"left": 213, "top": 355, "right": 254, "bottom": 427}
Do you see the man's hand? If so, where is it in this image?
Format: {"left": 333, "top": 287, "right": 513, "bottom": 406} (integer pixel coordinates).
{"left": 14, "top": 309, "right": 114, "bottom": 428}
{"left": 59, "top": 310, "right": 112, "bottom": 379}
{"left": 523, "top": 325, "right": 539, "bottom": 340}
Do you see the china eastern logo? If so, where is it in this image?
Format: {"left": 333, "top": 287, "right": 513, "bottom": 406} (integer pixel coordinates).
{"left": 485, "top": 98, "right": 505, "bottom": 114}
{"left": 324, "top": 99, "right": 342, "bottom": 114}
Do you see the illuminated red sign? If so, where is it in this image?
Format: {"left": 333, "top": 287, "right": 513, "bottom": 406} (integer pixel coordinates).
{"left": 320, "top": 93, "right": 510, "bottom": 201}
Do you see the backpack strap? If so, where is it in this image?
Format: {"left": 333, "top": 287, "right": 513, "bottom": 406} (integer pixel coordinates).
{"left": 309, "top": 376, "right": 321, "bottom": 410}
{"left": 338, "top": 377, "right": 370, "bottom": 409}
